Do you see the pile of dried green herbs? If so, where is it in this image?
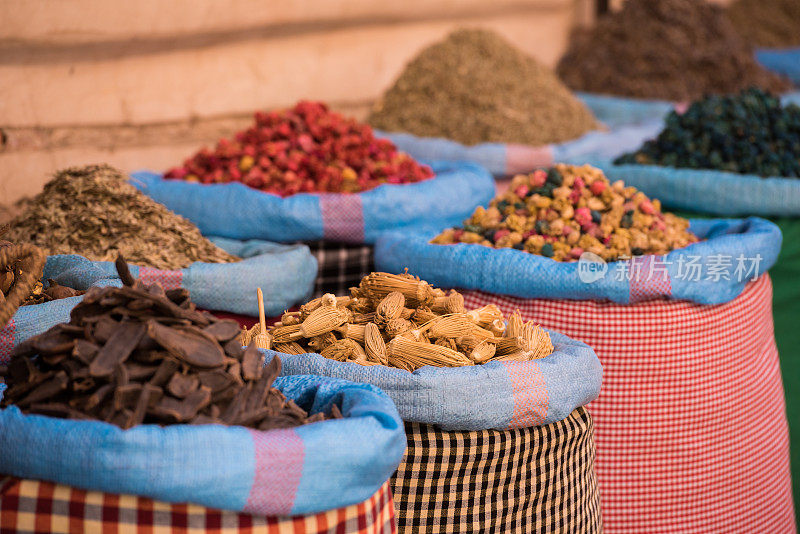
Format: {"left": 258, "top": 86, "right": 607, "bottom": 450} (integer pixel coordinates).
{"left": 367, "top": 28, "right": 599, "bottom": 146}
{"left": 4, "top": 165, "right": 238, "bottom": 270}
{"left": 556, "top": 0, "right": 790, "bottom": 102}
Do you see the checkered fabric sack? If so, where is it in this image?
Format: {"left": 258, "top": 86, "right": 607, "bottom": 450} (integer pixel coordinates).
{"left": 391, "top": 407, "right": 600, "bottom": 534}
{"left": 304, "top": 241, "right": 374, "bottom": 298}
{"left": 0, "top": 478, "right": 396, "bottom": 534}
{"left": 462, "top": 275, "right": 795, "bottom": 533}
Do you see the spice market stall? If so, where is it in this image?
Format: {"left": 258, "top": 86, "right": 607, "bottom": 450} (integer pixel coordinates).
{"left": 266, "top": 272, "right": 603, "bottom": 533}
{"left": 375, "top": 163, "right": 794, "bottom": 532}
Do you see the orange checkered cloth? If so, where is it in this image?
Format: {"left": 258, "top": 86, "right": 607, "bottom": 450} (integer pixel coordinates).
{"left": 0, "top": 477, "right": 396, "bottom": 534}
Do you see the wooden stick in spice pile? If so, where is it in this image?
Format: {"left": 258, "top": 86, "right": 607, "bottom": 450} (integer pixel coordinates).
{"left": 267, "top": 272, "right": 554, "bottom": 371}
{"left": 0, "top": 255, "right": 339, "bottom": 430}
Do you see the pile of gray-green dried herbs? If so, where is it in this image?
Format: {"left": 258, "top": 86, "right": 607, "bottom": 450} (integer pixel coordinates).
{"left": 368, "top": 28, "right": 600, "bottom": 146}
{"left": 0, "top": 256, "right": 338, "bottom": 430}
{"left": 4, "top": 164, "right": 238, "bottom": 270}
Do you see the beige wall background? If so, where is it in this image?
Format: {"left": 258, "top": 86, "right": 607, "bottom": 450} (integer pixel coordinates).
{"left": 0, "top": 0, "right": 600, "bottom": 203}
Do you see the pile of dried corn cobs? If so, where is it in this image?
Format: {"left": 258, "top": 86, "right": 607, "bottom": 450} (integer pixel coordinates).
{"left": 433, "top": 164, "right": 697, "bottom": 262}
{"left": 0, "top": 257, "right": 337, "bottom": 430}
{"left": 258, "top": 272, "right": 553, "bottom": 371}
{"left": 165, "top": 101, "right": 434, "bottom": 196}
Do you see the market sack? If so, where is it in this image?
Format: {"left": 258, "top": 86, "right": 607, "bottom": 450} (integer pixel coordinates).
{"left": 375, "top": 221, "right": 794, "bottom": 532}
{"left": 379, "top": 123, "right": 662, "bottom": 178}
{"left": 0, "top": 242, "right": 316, "bottom": 362}
{"left": 0, "top": 478, "right": 396, "bottom": 534}
{"left": 757, "top": 48, "right": 800, "bottom": 86}
{"left": 270, "top": 277, "right": 603, "bottom": 533}
{"left": 305, "top": 241, "right": 374, "bottom": 299}
{"left": 273, "top": 328, "right": 600, "bottom": 431}
{"left": 0, "top": 372, "right": 406, "bottom": 517}
{"left": 131, "top": 160, "right": 494, "bottom": 245}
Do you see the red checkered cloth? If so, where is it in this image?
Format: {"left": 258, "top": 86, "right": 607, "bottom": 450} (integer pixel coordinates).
{"left": 463, "top": 274, "right": 796, "bottom": 533}
{"left": 0, "top": 478, "right": 396, "bottom": 534}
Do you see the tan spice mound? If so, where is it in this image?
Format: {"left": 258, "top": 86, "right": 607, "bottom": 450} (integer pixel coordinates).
{"left": 368, "top": 28, "right": 600, "bottom": 146}
{"left": 433, "top": 164, "right": 697, "bottom": 262}
{"left": 728, "top": 0, "right": 800, "bottom": 48}
{"left": 260, "top": 273, "right": 554, "bottom": 372}
{"left": 556, "top": 0, "right": 791, "bottom": 101}
{"left": 5, "top": 165, "right": 238, "bottom": 270}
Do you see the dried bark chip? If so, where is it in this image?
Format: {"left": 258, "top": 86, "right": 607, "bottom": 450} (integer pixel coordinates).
{"left": 147, "top": 321, "right": 225, "bottom": 369}
{"left": 241, "top": 343, "right": 264, "bottom": 381}
{"left": 149, "top": 359, "right": 180, "bottom": 388}
{"left": 124, "top": 384, "right": 159, "bottom": 429}
{"left": 114, "top": 384, "right": 143, "bottom": 412}
{"left": 7, "top": 357, "right": 37, "bottom": 384}
{"left": 203, "top": 320, "right": 242, "bottom": 342}
{"left": 198, "top": 369, "right": 235, "bottom": 393}
{"left": 87, "top": 316, "right": 120, "bottom": 344}
{"left": 113, "top": 362, "right": 129, "bottom": 386}
{"left": 89, "top": 321, "right": 147, "bottom": 378}
{"left": 33, "top": 332, "right": 75, "bottom": 355}
{"left": 306, "top": 412, "right": 325, "bottom": 424}
{"left": 72, "top": 377, "right": 95, "bottom": 393}
{"left": 331, "top": 404, "right": 344, "bottom": 419}
{"left": 41, "top": 352, "right": 69, "bottom": 366}
{"left": 221, "top": 384, "right": 250, "bottom": 424}
{"left": 165, "top": 288, "right": 190, "bottom": 306}
{"left": 85, "top": 383, "right": 114, "bottom": 411}
{"left": 17, "top": 371, "right": 68, "bottom": 407}
{"left": 190, "top": 414, "right": 222, "bottom": 425}
{"left": 72, "top": 340, "right": 99, "bottom": 365}
{"left": 285, "top": 399, "right": 308, "bottom": 420}
{"left": 124, "top": 362, "right": 159, "bottom": 381}
{"left": 223, "top": 338, "right": 245, "bottom": 360}
{"left": 166, "top": 373, "right": 199, "bottom": 399}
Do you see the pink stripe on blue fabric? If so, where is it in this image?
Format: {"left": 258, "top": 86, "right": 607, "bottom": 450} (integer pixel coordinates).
{"left": 628, "top": 255, "right": 672, "bottom": 303}
{"left": 502, "top": 361, "right": 549, "bottom": 428}
{"left": 244, "top": 428, "right": 304, "bottom": 516}
{"left": 138, "top": 268, "right": 183, "bottom": 291}
{"left": 319, "top": 194, "right": 365, "bottom": 243}
{"left": 504, "top": 144, "right": 555, "bottom": 175}
{"left": 0, "top": 319, "right": 15, "bottom": 365}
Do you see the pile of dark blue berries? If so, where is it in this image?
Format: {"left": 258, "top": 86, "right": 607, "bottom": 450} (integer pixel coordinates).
{"left": 616, "top": 88, "right": 800, "bottom": 178}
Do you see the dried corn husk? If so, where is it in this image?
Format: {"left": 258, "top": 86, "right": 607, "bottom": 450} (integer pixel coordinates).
{"left": 337, "top": 323, "right": 366, "bottom": 344}
{"left": 352, "top": 311, "right": 376, "bottom": 324}
{"left": 492, "top": 336, "right": 525, "bottom": 356}
{"left": 466, "top": 304, "right": 503, "bottom": 328}
{"left": 360, "top": 272, "right": 434, "bottom": 307}
{"left": 385, "top": 317, "right": 414, "bottom": 337}
{"left": 411, "top": 307, "right": 437, "bottom": 325}
{"left": 469, "top": 340, "right": 496, "bottom": 363}
{"left": 489, "top": 319, "right": 506, "bottom": 337}
{"left": 299, "top": 306, "right": 349, "bottom": 337}
{"left": 321, "top": 339, "right": 366, "bottom": 362}
{"left": 364, "top": 322, "right": 388, "bottom": 365}
{"left": 387, "top": 336, "right": 473, "bottom": 371}
{"left": 273, "top": 342, "right": 307, "bottom": 355}
{"left": 271, "top": 324, "right": 303, "bottom": 343}
{"left": 424, "top": 314, "right": 476, "bottom": 338}
{"left": 307, "top": 332, "right": 337, "bottom": 352}
{"left": 281, "top": 311, "right": 301, "bottom": 326}
{"left": 521, "top": 322, "right": 554, "bottom": 359}
{"left": 267, "top": 272, "right": 554, "bottom": 372}
{"left": 431, "top": 290, "right": 465, "bottom": 314}
{"left": 506, "top": 310, "right": 524, "bottom": 338}
{"left": 434, "top": 337, "right": 459, "bottom": 351}
{"left": 376, "top": 291, "right": 405, "bottom": 323}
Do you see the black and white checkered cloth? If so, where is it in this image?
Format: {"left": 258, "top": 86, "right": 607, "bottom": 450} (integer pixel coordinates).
{"left": 391, "top": 407, "right": 601, "bottom": 533}
{"left": 305, "top": 241, "right": 374, "bottom": 298}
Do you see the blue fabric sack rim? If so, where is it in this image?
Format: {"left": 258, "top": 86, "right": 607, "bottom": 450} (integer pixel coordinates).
{"left": 601, "top": 161, "right": 800, "bottom": 217}
{"left": 374, "top": 217, "right": 781, "bottom": 305}
{"left": 0, "top": 371, "right": 406, "bottom": 515}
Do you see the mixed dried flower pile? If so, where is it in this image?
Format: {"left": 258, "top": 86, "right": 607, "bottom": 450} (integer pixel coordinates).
{"left": 166, "top": 101, "right": 434, "bottom": 196}
{"left": 433, "top": 164, "right": 697, "bottom": 262}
